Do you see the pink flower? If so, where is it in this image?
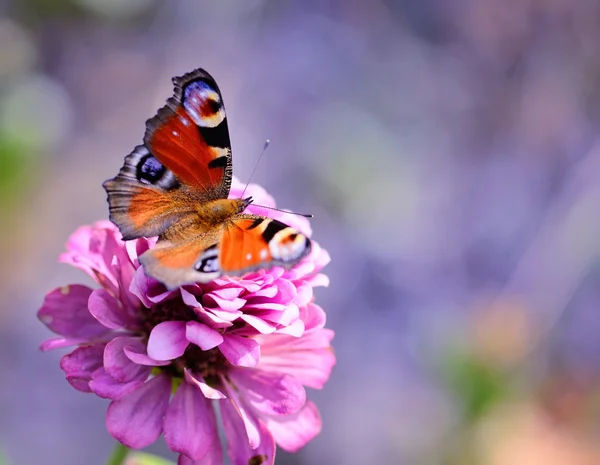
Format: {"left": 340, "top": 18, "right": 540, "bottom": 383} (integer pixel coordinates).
{"left": 38, "top": 180, "right": 334, "bottom": 465}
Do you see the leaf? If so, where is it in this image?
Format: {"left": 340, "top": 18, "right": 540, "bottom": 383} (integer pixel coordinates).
{"left": 125, "top": 452, "right": 176, "bottom": 465}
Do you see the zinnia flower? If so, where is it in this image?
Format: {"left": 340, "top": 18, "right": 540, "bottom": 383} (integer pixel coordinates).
{"left": 38, "top": 179, "right": 335, "bottom": 465}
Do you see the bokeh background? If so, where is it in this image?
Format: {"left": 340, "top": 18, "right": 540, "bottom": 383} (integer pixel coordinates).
{"left": 3, "top": 0, "right": 600, "bottom": 464}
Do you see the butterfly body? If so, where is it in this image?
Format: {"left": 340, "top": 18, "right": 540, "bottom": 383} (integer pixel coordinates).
{"left": 103, "top": 69, "right": 311, "bottom": 289}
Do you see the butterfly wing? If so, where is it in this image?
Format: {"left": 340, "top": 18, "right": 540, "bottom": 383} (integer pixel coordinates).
{"left": 103, "top": 68, "right": 233, "bottom": 240}
{"left": 144, "top": 68, "right": 232, "bottom": 198}
{"left": 138, "top": 232, "right": 222, "bottom": 289}
{"left": 138, "top": 215, "right": 311, "bottom": 289}
{"left": 219, "top": 215, "right": 312, "bottom": 277}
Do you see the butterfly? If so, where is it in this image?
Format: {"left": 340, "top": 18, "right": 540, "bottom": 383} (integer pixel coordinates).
{"left": 103, "top": 68, "right": 311, "bottom": 289}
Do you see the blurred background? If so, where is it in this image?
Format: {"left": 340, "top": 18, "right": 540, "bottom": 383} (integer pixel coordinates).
{"left": 3, "top": 0, "right": 600, "bottom": 464}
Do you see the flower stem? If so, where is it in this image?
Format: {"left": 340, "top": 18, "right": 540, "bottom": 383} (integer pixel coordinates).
{"left": 107, "top": 442, "right": 130, "bottom": 465}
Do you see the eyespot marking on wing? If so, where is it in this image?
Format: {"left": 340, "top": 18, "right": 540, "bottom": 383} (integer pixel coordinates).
{"left": 269, "top": 229, "right": 310, "bottom": 262}
{"left": 182, "top": 80, "right": 225, "bottom": 128}
{"left": 194, "top": 244, "right": 220, "bottom": 273}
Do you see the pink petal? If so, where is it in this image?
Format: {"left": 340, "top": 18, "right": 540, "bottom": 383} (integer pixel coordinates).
{"left": 293, "top": 282, "right": 312, "bottom": 307}
{"left": 88, "top": 289, "right": 130, "bottom": 329}
{"left": 220, "top": 395, "right": 276, "bottom": 465}
{"left": 247, "top": 286, "right": 278, "bottom": 299}
{"left": 129, "top": 267, "right": 154, "bottom": 308}
{"left": 60, "top": 344, "right": 106, "bottom": 392}
{"left": 258, "top": 330, "right": 335, "bottom": 389}
{"left": 220, "top": 385, "right": 260, "bottom": 449}
{"left": 243, "top": 303, "right": 286, "bottom": 312}
{"left": 89, "top": 368, "right": 145, "bottom": 400}
{"left": 210, "top": 287, "right": 244, "bottom": 300}
{"left": 264, "top": 401, "right": 322, "bottom": 452}
{"left": 186, "top": 321, "right": 223, "bottom": 350}
{"left": 184, "top": 370, "right": 226, "bottom": 400}
{"left": 228, "top": 369, "right": 305, "bottom": 416}
{"left": 219, "top": 335, "right": 260, "bottom": 367}
{"left": 123, "top": 346, "right": 170, "bottom": 366}
{"left": 240, "top": 315, "right": 277, "bottom": 334}
{"left": 206, "top": 307, "right": 242, "bottom": 323}
{"left": 180, "top": 288, "right": 203, "bottom": 310}
{"left": 59, "top": 222, "right": 124, "bottom": 292}
{"left": 275, "top": 319, "right": 304, "bottom": 337}
{"left": 106, "top": 375, "right": 171, "bottom": 448}
{"left": 38, "top": 285, "right": 107, "bottom": 338}
{"left": 312, "top": 244, "right": 331, "bottom": 270}
{"left": 163, "top": 381, "right": 221, "bottom": 460}
{"left": 307, "top": 273, "right": 329, "bottom": 288}
{"left": 147, "top": 321, "right": 188, "bottom": 361}
{"left": 301, "top": 303, "right": 326, "bottom": 331}
{"left": 203, "top": 293, "right": 246, "bottom": 312}
{"left": 40, "top": 337, "right": 89, "bottom": 351}
{"left": 104, "top": 337, "right": 150, "bottom": 382}
{"left": 276, "top": 280, "right": 298, "bottom": 302}
{"left": 259, "top": 303, "right": 299, "bottom": 326}
{"left": 181, "top": 291, "right": 232, "bottom": 329}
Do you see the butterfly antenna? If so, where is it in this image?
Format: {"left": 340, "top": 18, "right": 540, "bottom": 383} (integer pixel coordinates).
{"left": 241, "top": 139, "right": 270, "bottom": 198}
{"left": 252, "top": 203, "right": 313, "bottom": 218}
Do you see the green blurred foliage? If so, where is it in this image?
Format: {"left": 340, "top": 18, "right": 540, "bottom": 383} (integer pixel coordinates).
{"left": 0, "top": 138, "right": 34, "bottom": 215}
{"left": 442, "top": 350, "right": 510, "bottom": 423}
{"left": 125, "top": 452, "right": 175, "bottom": 465}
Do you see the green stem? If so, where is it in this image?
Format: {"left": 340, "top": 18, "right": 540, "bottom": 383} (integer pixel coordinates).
{"left": 107, "top": 442, "right": 130, "bottom": 465}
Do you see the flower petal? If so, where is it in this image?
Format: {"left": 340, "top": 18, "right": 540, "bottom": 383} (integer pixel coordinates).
{"left": 184, "top": 370, "right": 226, "bottom": 400}
{"left": 40, "top": 337, "right": 88, "bottom": 351}
{"left": 106, "top": 375, "right": 171, "bottom": 448}
{"left": 38, "top": 285, "right": 107, "bottom": 338}
{"left": 240, "top": 315, "right": 277, "bottom": 335}
{"left": 220, "top": 394, "right": 275, "bottom": 465}
{"left": 275, "top": 319, "right": 304, "bottom": 337}
{"left": 89, "top": 368, "right": 145, "bottom": 400}
{"left": 88, "top": 289, "right": 131, "bottom": 330}
{"left": 219, "top": 335, "right": 260, "bottom": 367}
{"left": 186, "top": 321, "right": 223, "bottom": 350}
{"left": 124, "top": 346, "right": 170, "bottom": 367}
{"left": 104, "top": 337, "right": 150, "bottom": 382}
{"left": 163, "top": 381, "right": 221, "bottom": 461}
{"left": 228, "top": 369, "right": 305, "bottom": 416}
{"left": 301, "top": 303, "right": 326, "bottom": 331}
{"left": 60, "top": 344, "right": 106, "bottom": 392}
{"left": 264, "top": 401, "right": 322, "bottom": 453}
{"left": 59, "top": 222, "right": 125, "bottom": 293}
{"left": 147, "top": 321, "right": 189, "bottom": 361}
{"left": 293, "top": 282, "right": 313, "bottom": 307}
{"left": 257, "top": 329, "right": 335, "bottom": 389}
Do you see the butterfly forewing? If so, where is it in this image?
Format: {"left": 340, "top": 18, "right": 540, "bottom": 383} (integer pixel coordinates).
{"left": 219, "top": 215, "right": 311, "bottom": 277}
{"left": 144, "top": 69, "right": 232, "bottom": 199}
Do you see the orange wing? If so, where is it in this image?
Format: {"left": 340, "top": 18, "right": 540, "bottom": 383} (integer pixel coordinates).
{"left": 138, "top": 234, "right": 220, "bottom": 290}
{"left": 137, "top": 215, "right": 311, "bottom": 289}
{"left": 104, "top": 68, "right": 233, "bottom": 240}
{"left": 103, "top": 145, "right": 194, "bottom": 240}
{"left": 144, "top": 69, "right": 232, "bottom": 199}
{"left": 219, "top": 215, "right": 311, "bottom": 276}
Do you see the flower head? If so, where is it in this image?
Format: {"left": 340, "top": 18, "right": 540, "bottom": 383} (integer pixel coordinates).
{"left": 38, "top": 179, "right": 334, "bottom": 465}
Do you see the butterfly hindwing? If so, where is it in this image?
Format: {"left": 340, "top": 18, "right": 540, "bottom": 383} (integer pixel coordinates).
{"left": 103, "top": 145, "right": 193, "bottom": 240}
{"left": 137, "top": 215, "right": 311, "bottom": 289}
{"left": 138, "top": 238, "right": 221, "bottom": 290}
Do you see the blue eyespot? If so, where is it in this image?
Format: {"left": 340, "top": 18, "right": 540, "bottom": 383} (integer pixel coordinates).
{"left": 137, "top": 155, "right": 165, "bottom": 184}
